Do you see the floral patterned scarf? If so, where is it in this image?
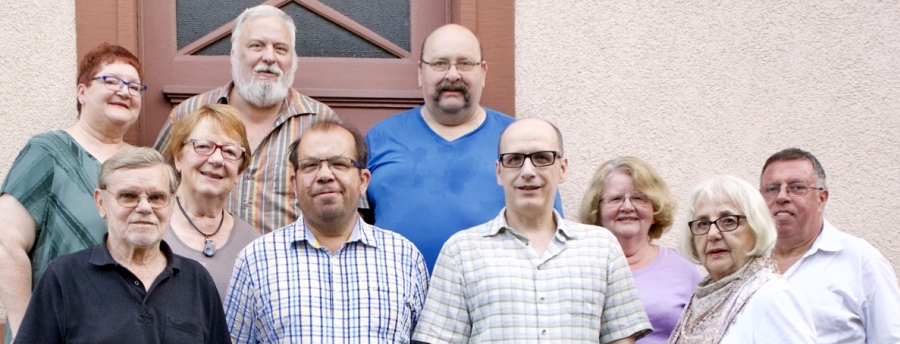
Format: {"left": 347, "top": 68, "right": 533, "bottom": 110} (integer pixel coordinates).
{"left": 667, "top": 256, "right": 780, "bottom": 344}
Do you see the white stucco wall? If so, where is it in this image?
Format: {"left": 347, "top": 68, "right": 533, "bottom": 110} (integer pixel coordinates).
{"left": 2, "top": 0, "right": 898, "bottom": 320}
{"left": 0, "top": 3, "right": 77, "bottom": 177}
{"left": 516, "top": 1, "right": 900, "bottom": 278}
{"left": 0, "top": 1, "right": 77, "bottom": 317}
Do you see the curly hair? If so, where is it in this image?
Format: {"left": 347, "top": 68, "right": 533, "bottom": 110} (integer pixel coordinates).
{"left": 578, "top": 156, "right": 676, "bottom": 239}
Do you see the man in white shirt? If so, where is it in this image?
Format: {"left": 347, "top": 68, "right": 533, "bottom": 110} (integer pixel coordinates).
{"left": 760, "top": 148, "right": 900, "bottom": 343}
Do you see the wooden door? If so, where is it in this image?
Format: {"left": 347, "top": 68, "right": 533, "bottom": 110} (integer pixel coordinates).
{"left": 76, "top": 0, "right": 514, "bottom": 145}
{"left": 138, "top": 0, "right": 448, "bottom": 144}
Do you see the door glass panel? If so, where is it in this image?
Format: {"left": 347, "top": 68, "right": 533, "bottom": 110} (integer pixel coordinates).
{"left": 176, "top": 0, "right": 409, "bottom": 58}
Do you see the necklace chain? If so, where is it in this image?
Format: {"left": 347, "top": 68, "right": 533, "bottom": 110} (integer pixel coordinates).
{"left": 175, "top": 196, "right": 224, "bottom": 239}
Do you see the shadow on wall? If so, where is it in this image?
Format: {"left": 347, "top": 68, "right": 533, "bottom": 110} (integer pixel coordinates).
{"left": 1, "top": 303, "right": 5, "bottom": 342}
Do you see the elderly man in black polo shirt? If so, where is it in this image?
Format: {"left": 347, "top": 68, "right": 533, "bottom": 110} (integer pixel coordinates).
{"left": 14, "top": 147, "right": 229, "bottom": 343}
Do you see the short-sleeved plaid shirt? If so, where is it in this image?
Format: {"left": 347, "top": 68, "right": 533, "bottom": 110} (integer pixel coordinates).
{"left": 153, "top": 82, "right": 337, "bottom": 234}
{"left": 225, "top": 216, "right": 429, "bottom": 343}
{"left": 414, "top": 209, "right": 652, "bottom": 343}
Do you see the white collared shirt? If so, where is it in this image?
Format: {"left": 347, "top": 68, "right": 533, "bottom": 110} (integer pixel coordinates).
{"left": 780, "top": 219, "right": 900, "bottom": 343}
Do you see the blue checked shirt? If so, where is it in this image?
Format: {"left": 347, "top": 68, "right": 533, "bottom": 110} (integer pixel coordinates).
{"left": 413, "top": 210, "right": 652, "bottom": 343}
{"left": 224, "top": 216, "right": 429, "bottom": 343}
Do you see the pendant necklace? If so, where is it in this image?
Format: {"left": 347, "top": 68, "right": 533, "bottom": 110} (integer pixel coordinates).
{"left": 175, "top": 196, "right": 224, "bottom": 257}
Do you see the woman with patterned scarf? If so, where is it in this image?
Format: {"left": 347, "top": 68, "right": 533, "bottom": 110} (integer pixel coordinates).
{"left": 668, "top": 175, "right": 816, "bottom": 343}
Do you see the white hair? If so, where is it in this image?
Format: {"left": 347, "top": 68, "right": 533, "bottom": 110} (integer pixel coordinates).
{"left": 229, "top": 5, "right": 298, "bottom": 107}
{"left": 681, "top": 175, "right": 777, "bottom": 264}
{"left": 231, "top": 5, "right": 297, "bottom": 54}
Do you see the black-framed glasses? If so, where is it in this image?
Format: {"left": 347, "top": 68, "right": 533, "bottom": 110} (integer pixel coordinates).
{"left": 296, "top": 156, "right": 362, "bottom": 175}
{"left": 92, "top": 76, "right": 147, "bottom": 95}
{"left": 102, "top": 189, "right": 171, "bottom": 209}
{"left": 185, "top": 139, "right": 245, "bottom": 161}
{"left": 760, "top": 183, "right": 824, "bottom": 198}
{"left": 420, "top": 59, "right": 483, "bottom": 72}
{"left": 601, "top": 194, "right": 650, "bottom": 207}
{"left": 499, "top": 151, "right": 560, "bottom": 168}
{"left": 688, "top": 215, "right": 746, "bottom": 235}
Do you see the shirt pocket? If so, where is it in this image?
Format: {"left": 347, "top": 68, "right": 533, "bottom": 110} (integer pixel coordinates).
{"left": 564, "top": 281, "right": 602, "bottom": 329}
{"left": 165, "top": 315, "right": 206, "bottom": 343}
{"left": 361, "top": 286, "right": 412, "bottom": 338}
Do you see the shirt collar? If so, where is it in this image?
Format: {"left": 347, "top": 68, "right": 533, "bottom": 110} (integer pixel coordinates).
{"left": 291, "top": 215, "right": 376, "bottom": 249}
{"left": 90, "top": 234, "right": 181, "bottom": 272}
{"left": 805, "top": 218, "right": 843, "bottom": 256}
{"left": 486, "top": 208, "right": 577, "bottom": 240}
{"left": 217, "top": 81, "right": 322, "bottom": 125}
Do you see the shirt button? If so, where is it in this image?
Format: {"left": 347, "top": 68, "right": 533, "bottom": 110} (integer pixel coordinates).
{"left": 541, "top": 329, "right": 547, "bottom": 335}
{"left": 245, "top": 174, "right": 252, "bottom": 180}
{"left": 243, "top": 202, "right": 250, "bottom": 208}
{"left": 540, "top": 297, "right": 545, "bottom": 302}
{"left": 134, "top": 281, "right": 140, "bottom": 286}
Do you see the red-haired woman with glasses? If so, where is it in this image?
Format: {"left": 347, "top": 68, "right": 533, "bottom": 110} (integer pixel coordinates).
{"left": 0, "top": 43, "right": 146, "bottom": 340}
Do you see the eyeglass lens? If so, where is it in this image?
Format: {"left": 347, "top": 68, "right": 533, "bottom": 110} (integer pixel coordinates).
{"left": 94, "top": 76, "right": 146, "bottom": 95}
{"left": 690, "top": 215, "right": 742, "bottom": 235}
{"left": 296, "top": 157, "right": 361, "bottom": 174}
{"left": 110, "top": 190, "right": 170, "bottom": 208}
{"left": 422, "top": 60, "right": 480, "bottom": 72}
{"left": 500, "top": 151, "right": 558, "bottom": 168}
{"left": 189, "top": 140, "right": 244, "bottom": 161}
{"left": 761, "top": 183, "right": 820, "bottom": 197}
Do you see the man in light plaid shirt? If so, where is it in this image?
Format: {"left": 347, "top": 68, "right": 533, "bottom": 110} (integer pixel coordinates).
{"left": 225, "top": 120, "right": 429, "bottom": 343}
{"left": 413, "top": 118, "right": 652, "bottom": 343}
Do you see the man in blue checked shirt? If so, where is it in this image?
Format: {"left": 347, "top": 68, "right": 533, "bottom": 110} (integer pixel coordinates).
{"left": 413, "top": 119, "right": 652, "bottom": 344}
{"left": 224, "top": 120, "right": 429, "bottom": 343}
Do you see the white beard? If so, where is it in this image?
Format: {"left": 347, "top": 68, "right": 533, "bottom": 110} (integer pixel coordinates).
{"left": 231, "top": 55, "right": 296, "bottom": 108}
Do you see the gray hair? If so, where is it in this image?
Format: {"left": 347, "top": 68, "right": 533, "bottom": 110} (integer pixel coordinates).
{"left": 760, "top": 148, "right": 827, "bottom": 189}
{"left": 681, "top": 175, "right": 776, "bottom": 264}
{"left": 231, "top": 5, "right": 297, "bottom": 54}
{"left": 98, "top": 147, "right": 179, "bottom": 193}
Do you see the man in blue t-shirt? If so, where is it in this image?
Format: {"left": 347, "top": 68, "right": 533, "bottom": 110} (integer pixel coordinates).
{"left": 366, "top": 24, "right": 562, "bottom": 270}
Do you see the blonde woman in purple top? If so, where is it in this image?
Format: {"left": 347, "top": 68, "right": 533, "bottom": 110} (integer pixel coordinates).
{"left": 580, "top": 156, "right": 701, "bottom": 343}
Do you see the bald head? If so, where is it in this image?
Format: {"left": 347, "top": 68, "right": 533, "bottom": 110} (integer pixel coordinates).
{"left": 495, "top": 118, "right": 567, "bottom": 217}
{"left": 498, "top": 118, "right": 564, "bottom": 156}
{"left": 420, "top": 24, "right": 483, "bottom": 62}
{"left": 418, "top": 24, "right": 489, "bottom": 124}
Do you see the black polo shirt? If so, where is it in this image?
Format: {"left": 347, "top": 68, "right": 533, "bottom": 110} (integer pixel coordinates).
{"left": 16, "top": 237, "right": 230, "bottom": 343}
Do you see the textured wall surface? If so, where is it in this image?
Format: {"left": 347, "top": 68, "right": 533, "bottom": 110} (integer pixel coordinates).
{"left": 0, "top": 2, "right": 77, "bottom": 179}
{"left": 517, "top": 1, "right": 900, "bottom": 278}
{"left": 0, "top": 1, "right": 77, "bottom": 317}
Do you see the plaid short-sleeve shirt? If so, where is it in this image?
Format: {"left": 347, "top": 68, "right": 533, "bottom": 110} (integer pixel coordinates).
{"left": 414, "top": 209, "right": 652, "bottom": 343}
{"left": 153, "top": 82, "right": 337, "bottom": 234}
{"left": 225, "top": 216, "right": 429, "bottom": 343}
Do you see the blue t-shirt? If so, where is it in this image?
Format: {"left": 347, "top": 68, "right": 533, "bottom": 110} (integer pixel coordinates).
{"left": 366, "top": 106, "right": 563, "bottom": 270}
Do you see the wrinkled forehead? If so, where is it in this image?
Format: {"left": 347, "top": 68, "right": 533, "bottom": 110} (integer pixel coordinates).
{"left": 299, "top": 128, "right": 355, "bottom": 157}
{"left": 423, "top": 28, "right": 482, "bottom": 60}
{"left": 106, "top": 166, "right": 171, "bottom": 190}
{"left": 242, "top": 15, "right": 292, "bottom": 43}
{"left": 499, "top": 122, "right": 560, "bottom": 153}
{"left": 189, "top": 117, "right": 241, "bottom": 143}
{"left": 762, "top": 159, "right": 817, "bottom": 183}
{"left": 694, "top": 192, "right": 740, "bottom": 214}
